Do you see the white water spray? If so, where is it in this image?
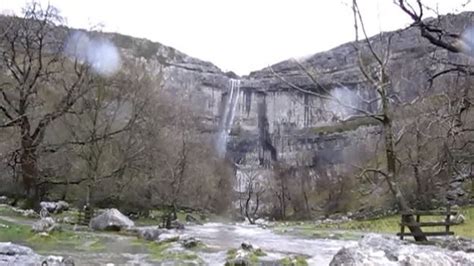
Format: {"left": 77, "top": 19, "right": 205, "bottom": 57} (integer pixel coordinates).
{"left": 64, "top": 31, "right": 121, "bottom": 76}
{"left": 327, "top": 86, "right": 359, "bottom": 120}
{"left": 216, "top": 79, "right": 241, "bottom": 157}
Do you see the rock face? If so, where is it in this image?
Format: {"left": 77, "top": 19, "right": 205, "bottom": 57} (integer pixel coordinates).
{"left": 89, "top": 208, "right": 134, "bottom": 231}
{"left": 13, "top": 11, "right": 467, "bottom": 175}
{"left": 2, "top": 11, "right": 470, "bottom": 192}
{"left": 329, "top": 234, "right": 474, "bottom": 266}
{"left": 106, "top": 11, "right": 474, "bottom": 174}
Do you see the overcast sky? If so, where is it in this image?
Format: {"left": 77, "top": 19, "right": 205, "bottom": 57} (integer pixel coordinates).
{"left": 0, "top": 0, "right": 472, "bottom": 74}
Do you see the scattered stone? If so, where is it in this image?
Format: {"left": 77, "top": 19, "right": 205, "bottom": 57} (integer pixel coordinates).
{"left": 135, "top": 227, "right": 164, "bottom": 241}
{"left": 450, "top": 214, "right": 466, "bottom": 225}
{"left": 10, "top": 207, "right": 38, "bottom": 218}
{"left": 168, "top": 220, "right": 185, "bottom": 230}
{"left": 156, "top": 233, "right": 180, "bottom": 244}
{"left": 241, "top": 242, "right": 253, "bottom": 251}
{"left": 37, "top": 232, "right": 50, "bottom": 238}
{"left": 225, "top": 243, "right": 268, "bottom": 266}
{"left": 254, "top": 218, "right": 273, "bottom": 228}
{"left": 437, "top": 237, "right": 474, "bottom": 253}
{"left": 89, "top": 208, "right": 134, "bottom": 231}
{"left": 225, "top": 257, "right": 250, "bottom": 266}
{"left": 279, "top": 255, "right": 309, "bottom": 266}
{"left": 32, "top": 217, "right": 59, "bottom": 233}
{"left": 185, "top": 214, "right": 202, "bottom": 225}
{"left": 41, "top": 255, "right": 75, "bottom": 266}
{"left": 40, "top": 201, "right": 69, "bottom": 214}
{"left": 0, "top": 196, "right": 8, "bottom": 205}
{"left": 57, "top": 216, "right": 75, "bottom": 225}
{"left": 181, "top": 237, "right": 202, "bottom": 249}
{"left": 0, "top": 224, "right": 8, "bottom": 229}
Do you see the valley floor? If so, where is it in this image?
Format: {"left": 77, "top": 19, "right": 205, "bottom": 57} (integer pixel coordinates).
{"left": 0, "top": 204, "right": 473, "bottom": 265}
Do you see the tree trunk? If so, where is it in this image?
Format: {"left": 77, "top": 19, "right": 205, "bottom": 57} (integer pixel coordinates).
{"left": 20, "top": 133, "right": 39, "bottom": 205}
{"left": 381, "top": 89, "right": 427, "bottom": 241}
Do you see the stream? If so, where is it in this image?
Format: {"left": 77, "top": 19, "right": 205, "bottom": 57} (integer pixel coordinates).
{"left": 2, "top": 212, "right": 474, "bottom": 266}
{"left": 187, "top": 223, "right": 357, "bottom": 265}
{"left": 1, "top": 213, "right": 357, "bottom": 265}
{"left": 48, "top": 223, "right": 357, "bottom": 265}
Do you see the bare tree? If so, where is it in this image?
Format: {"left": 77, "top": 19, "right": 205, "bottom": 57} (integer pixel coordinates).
{"left": 0, "top": 4, "right": 92, "bottom": 204}
{"left": 237, "top": 167, "right": 265, "bottom": 224}
{"left": 268, "top": 0, "right": 429, "bottom": 240}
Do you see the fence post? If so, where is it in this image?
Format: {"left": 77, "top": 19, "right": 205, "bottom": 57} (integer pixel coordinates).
{"left": 400, "top": 214, "right": 405, "bottom": 240}
{"left": 445, "top": 205, "right": 451, "bottom": 234}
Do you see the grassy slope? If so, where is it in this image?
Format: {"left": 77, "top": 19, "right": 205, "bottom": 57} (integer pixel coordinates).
{"left": 273, "top": 206, "right": 474, "bottom": 239}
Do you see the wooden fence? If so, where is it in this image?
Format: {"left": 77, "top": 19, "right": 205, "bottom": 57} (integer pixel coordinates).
{"left": 397, "top": 206, "right": 458, "bottom": 240}
{"left": 77, "top": 205, "right": 95, "bottom": 226}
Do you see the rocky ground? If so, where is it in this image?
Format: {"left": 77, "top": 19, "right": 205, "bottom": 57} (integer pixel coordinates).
{"left": 0, "top": 202, "right": 473, "bottom": 265}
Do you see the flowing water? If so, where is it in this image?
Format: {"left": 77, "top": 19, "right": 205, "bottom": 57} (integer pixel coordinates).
{"left": 1, "top": 212, "right": 357, "bottom": 265}
{"left": 216, "top": 79, "right": 241, "bottom": 157}
{"left": 62, "top": 223, "right": 356, "bottom": 265}
{"left": 187, "top": 223, "right": 357, "bottom": 265}
{"left": 3, "top": 214, "right": 473, "bottom": 265}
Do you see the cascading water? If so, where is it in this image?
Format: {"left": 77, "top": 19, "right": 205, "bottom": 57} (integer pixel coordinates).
{"left": 216, "top": 79, "right": 241, "bottom": 157}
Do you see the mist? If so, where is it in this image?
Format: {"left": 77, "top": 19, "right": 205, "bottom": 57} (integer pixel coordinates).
{"left": 327, "top": 87, "right": 360, "bottom": 120}
{"left": 64, "top": 31, "right": 121, "bottom": 76}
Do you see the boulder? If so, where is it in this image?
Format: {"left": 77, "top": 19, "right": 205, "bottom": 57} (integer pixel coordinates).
{"left": 0, "top": 242, "right": 74, "bottom": 265}
{"left": 185, "top": 214, "right": 202, "bottom": 225}
{"left": 157, "top": 232, "right": 180, "bottom": 244}
{"left": 168, "top": 220, "right": 185, "bottom": 230}
{"left": 330, "top": 234, "right": 474, "bottom": 266}
{"left": 181, "top": 237, "right": 202, "bottom": 249}
{"left": 135, "top": 227, "right": 164, "bottom": 241}
{"left": 0, "top": 196, "right": 9, "bottom": 205}
{"left": 0, "top": 242, "right": 41, "bottom": 265}
{"left": 41, "top": 255, "right": 75, "bottom": 266}
{"left": 89, "top": 208, "right": 134, "bottom": 231}
{"left": 40, "top": 201, "right": 69, "bottom": 214}
{"left": 32, "top": 217, "right": 59, "bottom": 233}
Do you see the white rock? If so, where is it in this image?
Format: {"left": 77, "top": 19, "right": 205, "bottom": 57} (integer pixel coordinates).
{"left": 89, "top": 208, "right": 134, "bottom": 231}
{"left": 32, "top": 217, "right": 57, "bottom": 233}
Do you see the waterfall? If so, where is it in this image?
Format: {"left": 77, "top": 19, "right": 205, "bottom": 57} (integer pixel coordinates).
{"left": 216, "top": 79, "right": 241, "bottom": 157}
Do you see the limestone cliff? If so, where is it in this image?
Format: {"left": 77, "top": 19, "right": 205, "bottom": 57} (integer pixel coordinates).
{"left": 66, "top": 12, "right": 474, "bottom": 171}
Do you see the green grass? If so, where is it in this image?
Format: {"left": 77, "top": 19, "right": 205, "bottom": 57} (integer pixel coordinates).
{"left": 133, "top": 237, "right": 200, "bottom": 262}
{"left": 272, "top": 206, "right": 474, "bottom": 239}
{"left": 0, "top": 218, "right": 33, "bottom": 242}
{"left": 226, "top": 248, "right": 238, "bottom": 260}
{"left": 280, "top": 256, "right": 309, "bottom": 266}
{"left": 226, "top": 247, "right": 267, "bottom": 264}
{"left": 0, "top": 205, "right": 37, "bottom": 221}
{"left": 0, "top": 217, "right": 107, "bottom": 252}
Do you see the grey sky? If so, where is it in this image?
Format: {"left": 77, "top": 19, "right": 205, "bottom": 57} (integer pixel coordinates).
{"left": 0, "top": 0, "right": 472, "bottom": 74}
